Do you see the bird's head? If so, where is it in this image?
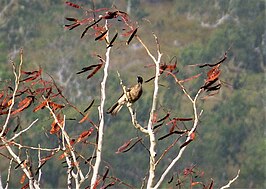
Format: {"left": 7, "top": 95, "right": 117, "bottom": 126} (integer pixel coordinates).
{"left": 137, "top": 76, "right": 143, "bottom": 84}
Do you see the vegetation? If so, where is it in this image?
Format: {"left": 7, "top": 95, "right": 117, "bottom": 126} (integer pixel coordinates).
{"left": 0, "top": 0, "right": 264, "bottom": 188}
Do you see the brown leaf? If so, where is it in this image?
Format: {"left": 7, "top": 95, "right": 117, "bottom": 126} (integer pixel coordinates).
{"left": 107, "top": 32, "right": 118, "bottom": 48}
{"left": 126, "top": 28, "right": 138, "bottom": 45}
{"left": 95, "top": 30, "right": 108, "bottom": 41}
{"left": 180, "top": 139, "right": 193, "bottom": 149}
{"left": 102, "top": 166, "right": 109, "bottom": 182}
{"left": 20, "top": 68, "right": 42, "bottom": 82}
{"left": 84, "top": 99, "right": 95, "bottom": 113}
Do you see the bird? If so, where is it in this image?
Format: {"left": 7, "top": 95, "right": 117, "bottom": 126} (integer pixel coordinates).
{"left": 107, "top": 76, "right": 143, "bottom": 116}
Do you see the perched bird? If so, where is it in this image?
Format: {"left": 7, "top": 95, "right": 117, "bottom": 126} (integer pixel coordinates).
{"left": 107, "top": 76, "right": 143, "bottom": 116}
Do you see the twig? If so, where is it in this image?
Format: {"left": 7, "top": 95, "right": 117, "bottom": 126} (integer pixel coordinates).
{"left": 8, "top": 141, "right": 60, "bottom": 152}
{"left": 7, "top": 119, "right": 38, "bottom": 142}
{"left": 220, "top": 169, "right": 240, "bottom": 189}
{"left": 37, "top": 144, "right": 42, "bottom": 186}
{"left": 4, "top": 158, "right": 13, "bottom": 189}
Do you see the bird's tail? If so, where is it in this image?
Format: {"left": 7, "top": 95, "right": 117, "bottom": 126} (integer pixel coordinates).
{"left": 107, "top": 102, "right": 123, "bottom": 116}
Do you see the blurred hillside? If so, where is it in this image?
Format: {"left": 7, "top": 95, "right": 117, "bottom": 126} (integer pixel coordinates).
{"left": 0, "top": 0, "right": 265, "bottom": 188}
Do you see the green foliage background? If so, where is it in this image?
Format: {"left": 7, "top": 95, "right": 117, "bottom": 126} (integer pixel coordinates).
{"left": 0, "top": 0, "right": 265, "bottom": 188}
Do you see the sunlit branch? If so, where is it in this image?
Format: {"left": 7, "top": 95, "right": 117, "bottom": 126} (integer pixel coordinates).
{"left": 220, "top": 169, "right": 240, "bottom": 189}
{"left": 137, "top": 33, "right": 162, "bottom": 189}
{"left": 7, "top": 119, "right": 38, "bottom": 142}
{"left": 90, "top": 20, "right": 111, "bottom": 189}
{"left": 4, "top": 158, "right": 13, "bottom": 189}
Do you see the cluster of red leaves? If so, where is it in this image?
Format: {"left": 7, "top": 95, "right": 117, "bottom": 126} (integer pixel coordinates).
{"left": 88, "top": 166, "right": 116, "bottom": 189}
{"left": 76, "top": 55, "right": 104, "bottom": 79}
{"left": 0, "top": 67, "right": 67, "bottom": 135}
{"left": 200, "top": 52, "right": 228, "bottom": 97}
{"left": 169, "top": 165, "right": 214, "bottom": 189}
{"left": 149, "top": 112, "right": 196, "bottom": 149}
{"left": 145, "top": 57, "right": 179, "bottom": 83}
{"left": 65, "top": 1, "right": 138, "bottom": 45}
{"left": 201, "top": 64, "right": 221, "bottom": 92}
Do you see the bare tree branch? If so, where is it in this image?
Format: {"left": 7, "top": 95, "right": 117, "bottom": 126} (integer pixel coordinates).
{"left": 90, "top": 20, "right": 111, "bottom": 189}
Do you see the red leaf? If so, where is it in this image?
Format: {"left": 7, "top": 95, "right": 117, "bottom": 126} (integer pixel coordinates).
{"left": 87, "top": 64, "right": 103, "bottom": 79}
{"left": 33, "top": 101, "right": 47, "bottom": 112}
{"left": 40, "top": 152, "right": 55, "bottom": 164}
{"left": 116, "top": 140, "right": 131, "bottom": 154}
{"left": 65, "top": 1, "right": 80, "bottom": 9}
{"left": 76, "top": 128, "right": 94, "bottom": 143}
{"left": 79, "top": 112, "right": 90, "bottom": 123}
{"left": 191, "top": 181, "right": 202, "bottom": 186}
{"left": 11, "top": 96, "right": 33, "bottom": 115}
{"left": 20, "top": 173, "right": 26, "bottom": 184}
{"left": 49, "top": 101, "right": 65, "bottom": 111}
{"left": 50, "top": 114, "right": 64, "bottom": 134}
{"left": 179, "top": 73, "right": 202, "bottom": 83}
{"left": 0, "top": 92, "right": 4, "bottom": 99}
{"left": 189, "top": 132, "right": 196, "bottom": 140}
{"left": 81, "top": 18, "right": 102, "bottom": 38}
{"left": 76, "top": 64, "right": 102, "bottom": 74}
{"left": 174, "top": 117, "right": 193, "bottom": 121}
{"left": 21, "top": 183, "right": 29, "bottom": 189}
{"left": 116, "top": 138, "right": 142, "bottom": 153}
{"left": 206, "top": 65, "right": 221, "bottom": 82}
{"left": 20, "top": 68, "right": 42, "bottom": 82}
{"left": 92, "top": 178, "right": 101, "bottom": 189}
